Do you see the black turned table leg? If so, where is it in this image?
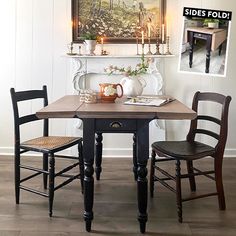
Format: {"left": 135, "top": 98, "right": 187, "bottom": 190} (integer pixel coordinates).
{"left": 133, "top": 133, "right": 138, "bottom": 181}
{"left": 95, "top": 133, "right": 103, "bottom": 180}
{"left": 219, "top": 43, "right": 223, "bottom": 56}
{"left": 205, "top": 35, "right": 212, "bottom": 73}
{"left": 189, "top": 31, "right": 194, "bottom": 68}
{"left": 83, "top": 119, "right": 95, "bottom": 232}
{"left": 136, "top": 120, "right": 149, "bottom": 234}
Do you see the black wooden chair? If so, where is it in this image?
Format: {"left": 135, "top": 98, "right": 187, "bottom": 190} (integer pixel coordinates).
{"left": 150, "top": 91, "right": 231, "bottom": 222}
{"left": 10, "top": 85, "right": 84, "bottom": 217}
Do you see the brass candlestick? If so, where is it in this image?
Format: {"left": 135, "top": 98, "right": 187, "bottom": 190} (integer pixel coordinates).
{"left": 78, "top": 46, "right": 82, "bottom": 55}
{"left": 136, "top": 36, "right": 139, "bottom": 55}
{"left": 101, "top": 43, "right": 104, "bottom": 55}
{"left": 141, "top": 43, "right": 145, "bottom": 56}
{"left": 154, "top": 30, "right": 161, "bottom": 55}
{"left": 146, "top": 36, "right": 152, "bottom": 55}
{"left": 165, "top": 36, "right": 172, "bottom": 55}
{"left": 67, "top": 42, "right": 76, "bottom": 55}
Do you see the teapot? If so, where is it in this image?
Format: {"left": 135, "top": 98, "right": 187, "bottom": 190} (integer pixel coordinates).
{"left": 99, "top": 83, "right": 123, "bottom": 103}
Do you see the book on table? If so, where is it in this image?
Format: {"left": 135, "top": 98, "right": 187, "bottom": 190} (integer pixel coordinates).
{"left": 124, "top": 96, "right": 175, "bottom": 107}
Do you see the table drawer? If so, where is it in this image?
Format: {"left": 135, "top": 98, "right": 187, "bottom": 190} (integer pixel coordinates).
{"left": 193, "top": 32, "right": 208, "bottom": 40}
{"left": 96, "top": 119, "right": 136, "bottom": 132}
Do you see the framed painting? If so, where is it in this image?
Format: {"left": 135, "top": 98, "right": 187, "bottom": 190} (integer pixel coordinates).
{"left": 72, "top": 0, "right": 166, "bottom": 43}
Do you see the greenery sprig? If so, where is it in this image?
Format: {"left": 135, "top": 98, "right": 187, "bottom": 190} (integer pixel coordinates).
{"left": 105, "top": 54, "right": 149, "bottom": 77}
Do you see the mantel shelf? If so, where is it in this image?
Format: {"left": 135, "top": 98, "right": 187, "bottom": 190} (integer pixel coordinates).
{"left": 64, "top": 54, "right": 175, "bottom": 59}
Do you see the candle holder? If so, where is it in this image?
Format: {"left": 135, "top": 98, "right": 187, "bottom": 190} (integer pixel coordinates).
{"left": 165, "top": 36, "right": 172, "bottom": 55}
{"left": 100, "top": 44, "right": 104, "bottom": 56}
{"left": 146, "top": 37, "right": 152, "bottom": 55}
{"left": 67, "top": 42, "right": 77, "bottom": 55}
{"left": 141, "top": 43, "right": 145, "bottom": 56}
{"left": 78, "top": 46, "right": 82, "bottom": 55}
{"left": 136, "top": 36, "right": 139, "bottom": 55}
{"left": 154, "top": 30, "right": 161, "bottom": 55}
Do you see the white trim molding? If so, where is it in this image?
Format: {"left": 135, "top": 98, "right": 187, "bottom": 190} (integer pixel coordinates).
{"left": 2, "top": 147, "right": 236, "bottom": 158}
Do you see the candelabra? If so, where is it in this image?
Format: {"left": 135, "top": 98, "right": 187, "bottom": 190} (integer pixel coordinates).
{"left": 146, "top": 36, "right": 152, "bottom": 55}
{"left": 165, "top": 36, "right": 172, "bottom": 55}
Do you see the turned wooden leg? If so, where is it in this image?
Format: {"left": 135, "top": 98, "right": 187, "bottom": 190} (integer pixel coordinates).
{"left": 205, "top": 36, "right": 212, "bottom": 73}
{"left": 133, "top": 133, "right": 138, "bottom": 181}
{"left": 206, "top": 49, "right": 211, "bottom": 73}
{"left": 219, "top": 44, "right": 223, "bottom": 56}
{"left": 189, "top": 31, "right": 194, "bottom": 68}
{"left": 95, "top": 133, "right": 103, "bottom": 181}
{"left": 176, "top": 160, "right": 182, "bottom": 223}
{"left": 136, "top": 120, "right": 149, "bottom": 233}
{"left": 43, "top": 153, "right": 48, "bottom": 189}
{"left": 186, "top": 160, "right": 196, "bottom": 192}
{"left": 78, "top": 141, "right": 84, "bottom": 193}
{"left": 49, "top": 154, "right": 55, "bottom": 217}
{"left": 137, "top": 162, "right": 148, "bottom": 233}
{"left": 84, "top": 162, "right": 94, "bottom": 232}
{"left": 83, "top": 119, "right": 95, "bottom": 232}
{"left": 150, "top": 150, "right": 156, "bottom": 198}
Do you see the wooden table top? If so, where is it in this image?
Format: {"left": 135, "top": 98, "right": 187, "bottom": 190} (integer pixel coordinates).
{"left": 185, "top": 27, "right": 227, "bottom": 51}
{"left": 36, "top": 95, "right": 196, "bottom": 120}
{"left": 186, "top": 27, "right": 226, "bottom": 35}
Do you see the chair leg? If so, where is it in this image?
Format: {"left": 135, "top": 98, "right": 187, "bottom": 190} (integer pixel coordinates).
{"left": 150, "top": 150, "right": 156, "bottom": 198}
{"left": 43, "top": 153, "right": 48, "bottom": 189}
{"left": 215, "top": 158, "right": 226, "bottom": 210}
{"left": 176, "top": 160, "right": 183, "bottom": 223}
{"left": 15, "top": 149, "right": 20, "bottom": 204}
{"left": 78, "top": 141, "right": 84, "bottom": 194}
{"left": 186, "top": 160, "right": 196, "bottom": 192}
{"left": 49, "top": 154, "right": 55, "bottom": 217}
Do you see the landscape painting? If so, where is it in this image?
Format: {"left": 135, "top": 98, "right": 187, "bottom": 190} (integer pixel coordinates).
{"left": 72, "top": 0, "right": 166, "bottom": 43}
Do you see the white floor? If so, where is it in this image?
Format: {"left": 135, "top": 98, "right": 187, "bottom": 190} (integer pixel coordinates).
{"left": 179, "top": 42, "right": 226, "bottom": 75}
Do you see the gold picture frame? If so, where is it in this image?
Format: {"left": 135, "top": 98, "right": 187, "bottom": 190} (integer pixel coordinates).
{"left": 72, "top": 0, "right": 166, "bottom": 43}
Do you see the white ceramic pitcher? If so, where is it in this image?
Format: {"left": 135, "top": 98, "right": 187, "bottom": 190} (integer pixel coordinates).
{"left": 120, "top": 76, "right": 146, "bottom": 97}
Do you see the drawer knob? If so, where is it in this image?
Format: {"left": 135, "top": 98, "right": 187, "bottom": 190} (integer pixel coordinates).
{"left": 109, "top": 121, "right": 123, "bottom": 128}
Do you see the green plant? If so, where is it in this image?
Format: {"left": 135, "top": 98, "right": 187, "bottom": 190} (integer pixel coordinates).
{"left": 105, "top": 54, "right": 150, "bottom": 77}
{"left": 80, "top": 33, "right": 97, "bottom": 40}
{"left": 203, "top": 18, "right": 219, "bottom": 26}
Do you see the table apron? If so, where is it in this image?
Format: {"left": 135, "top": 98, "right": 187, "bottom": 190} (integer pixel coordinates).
{"left": 95, "top": 119, "right": 137, "bottom": 132}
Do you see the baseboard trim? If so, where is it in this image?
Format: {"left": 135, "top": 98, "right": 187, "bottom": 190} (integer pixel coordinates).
{"left": 1, "top": 147, "right": 236, "bottom": 158}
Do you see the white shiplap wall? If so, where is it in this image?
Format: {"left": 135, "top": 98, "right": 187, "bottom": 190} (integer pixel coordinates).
{"left": 0, "top": 0, "right": 236, "bottom": 157}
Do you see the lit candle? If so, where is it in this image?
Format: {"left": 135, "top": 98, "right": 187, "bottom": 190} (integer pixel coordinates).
{"left": 162, "top": 24, "right": 165, "bottom": 43}
{"left": 148, "top": 22, "right": 151, "bottom": 38}
{"left": 141, "top": 30, "right": 144, "bottom": 44}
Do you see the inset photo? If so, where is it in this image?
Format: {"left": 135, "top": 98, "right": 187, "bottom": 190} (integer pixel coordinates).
{"left": 179, "top": 9, "right": 231, "bottom": 76}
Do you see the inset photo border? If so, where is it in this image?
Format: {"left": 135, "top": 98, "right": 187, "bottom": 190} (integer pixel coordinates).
{"left": 178, "top": 8, "right": 232, "bottom": 77}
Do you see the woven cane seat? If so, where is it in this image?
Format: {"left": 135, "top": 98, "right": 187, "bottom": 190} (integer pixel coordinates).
{"left": 21, "top": 136, "right": 81, "bottom": 152}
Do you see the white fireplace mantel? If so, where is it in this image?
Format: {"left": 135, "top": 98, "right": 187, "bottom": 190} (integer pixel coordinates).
{"left": 64, "top": 54, "right": 174, "bottom": 94}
